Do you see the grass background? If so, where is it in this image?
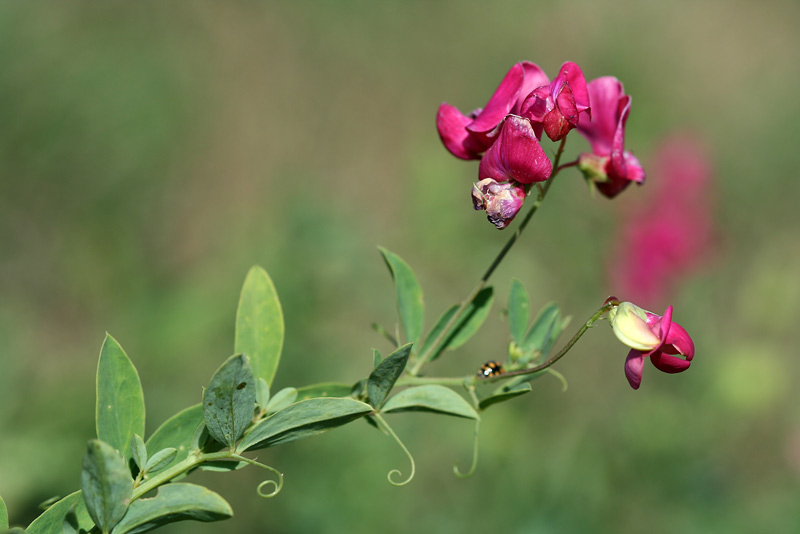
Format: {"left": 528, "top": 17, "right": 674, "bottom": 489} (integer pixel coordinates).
{"left": 1, "top": 1, "right": 799, "bottom": 532}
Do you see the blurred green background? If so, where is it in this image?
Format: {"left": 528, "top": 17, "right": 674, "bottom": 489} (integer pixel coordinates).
{"left": 2, "top": 1, "right": 799, "bottom": 532}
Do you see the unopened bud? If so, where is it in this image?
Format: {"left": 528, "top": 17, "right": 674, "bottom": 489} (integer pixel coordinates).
{"left": 471, "top": 178, "right": 526, "bottom": 229}
{"left": 578, "top": 153, "right": 610, "bottom": 183}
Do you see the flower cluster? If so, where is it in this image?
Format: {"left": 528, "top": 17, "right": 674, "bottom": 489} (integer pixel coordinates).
{"left": 608, "top": 301, "right": 694, "bottom": 390}
{"left": 437, "top": 61, "right": 644, "bottom": 228}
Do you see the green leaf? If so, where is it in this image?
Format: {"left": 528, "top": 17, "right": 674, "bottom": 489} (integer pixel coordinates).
{"left": 145, "top": 404, "right": 203, "bottom": 466}
{"left": 379, "top": 247, "right": 424, "bottom": 346}
{"left": 239, "top": 398, "right": 373, "bottom": 451}
{"left": 417, "top": 304, "right": 457, "bottom": 357}
{"left": 478, "top": 383, "right": 532, "bottom": 410}
{"left": 508, "top": 279, "right": 530, "bottom": 346}
{"left": 234, "top": 266, "right": 285, "bottom": 387}
{"left": 382, "top": 385, "right": 479, "bottom": 420}
{"left": 143, "top": 448, "right": 177, "bottom": 474}
{"left": 296, "top": 382, "right": 353, "bottom": 401}
{"left": 521, "top": 302, "right": 560, "bottom": 357}
{"left": 372, "top": 348, "right": 382, "bottom": 368}
{"left": 446, "top": 287, "right": 494, "bottom": 350}
{"left": 422, "top": 287, "right": 494, "bottom": 362}
{"left": 367, "top": 343, "right": 412, "bottom": 408}
{"left": 96, "top": 335, "right": 145, "bottom": 460}
{"left": 255, "top": 378, "right": 270, "bottom": 411}
{"left": 264, "top": 387, "right": 297, "bottom": 414}
{"left": 27, "top": 491, "right": 94, "bottom": 534}
{"left": 202, "top": 354, "right": 256, "bottom": 449}
{"left": 0, "top": 494, "right": 7, "bottom": 530}
{"left": 110, "top": 483, "right": 232, "bottom": 534}
{"left": 81, "top": 440, "right": 133, "bottom": 533}
{"left": 542, "top": 315, "right": 571, "bottom": 358}
{"left": 130, "top": 435, "right": 147, "bottom": 471}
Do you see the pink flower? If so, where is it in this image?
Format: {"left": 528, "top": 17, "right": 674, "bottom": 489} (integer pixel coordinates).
{"left": 436, "top": 61, "right": 549, "bottom": 160}
{"left": 576, "top": 77, "right": 644, "bottom": 198}
{"left": 520, "top": 61, "right": 591, "bottom": 142}
{"left": 609, "top": 302, "right": 694, "bottom": 390}
{"left": 610, "top": 133, "right": 714, "bottom": 304}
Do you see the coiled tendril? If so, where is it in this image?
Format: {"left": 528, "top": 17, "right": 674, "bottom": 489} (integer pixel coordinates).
{"left": 230, "top": 454, "right": 285, "bottom": 498}
{"left": 373, "top": 413, "right": 416, "bottom": 486}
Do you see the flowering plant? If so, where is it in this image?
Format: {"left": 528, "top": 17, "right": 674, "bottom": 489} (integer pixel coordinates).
{"left": 1, "top": 59, "right": 701, "bottom": 534}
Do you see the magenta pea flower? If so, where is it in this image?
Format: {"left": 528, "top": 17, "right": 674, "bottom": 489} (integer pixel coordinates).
{"left": 609, "top": 302, "right": 695, "bottom": 390}
{"left": 436, "top": 61, "right": 549, "bottom": 160}
{"left": 576, "top": 77, "right": 644, "bottom": 198}
{"left": 520, "top": 61, "right": 591, "bottom": 142}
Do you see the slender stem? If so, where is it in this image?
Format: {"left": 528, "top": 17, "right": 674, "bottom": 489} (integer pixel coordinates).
{"left": 396, "top": 375, "right": 467, "bottom": 387}
{"left": 409, "top": 137, "right": 568, "bottom": 376}
{"left": 399, "top": 300, "right": 616, "bottom": 388}
{"left": 494, "top": 301, "right": 616, "bottom": 379}
{"left": 555, "top": 159, "right": 579, "bottom": 173}
{"left": 130, "top": 451, "right": 231, "bottom": 500}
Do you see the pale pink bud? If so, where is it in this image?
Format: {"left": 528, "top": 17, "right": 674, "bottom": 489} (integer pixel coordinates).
{"left": 471, "top": 178, "right": 526, "bottom": 229}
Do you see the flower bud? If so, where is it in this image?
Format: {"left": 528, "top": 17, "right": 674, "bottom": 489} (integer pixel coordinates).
{"left": 471, "top": 178, "right": 526, "bottom": 229}
{"left": 578, "top": 153, "right": 610, "bottom": 182}
{"left": 608, "top": 302, "right": 661, "bottom": 351}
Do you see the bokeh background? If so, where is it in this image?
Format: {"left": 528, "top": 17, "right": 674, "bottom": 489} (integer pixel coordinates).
{"left": 2, "top": 1, "right": 799, "bottom": 533}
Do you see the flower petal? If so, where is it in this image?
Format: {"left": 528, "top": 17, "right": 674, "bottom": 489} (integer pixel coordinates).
{"left": 514, "top": 61, "right": 550, "bottom": 114}
{"left": 610, "top": 94, "right": 632, "bottom": 178}
{"left": 519, "top": 85, "right": 551, "bottom": 124}
{"left": 467, "top": 62, "right": 525, "bottom": 135}
{"left": 595, "top": 175, "right": 633, "bottom": 199}
{"left": 554, "top": 61, "right": 590, "bottom": 116}
{"left": 436, "top": 103, "right": 485, "bottom": 160}
{"left": 662, "top": 321, "right": 695, "bottom": 361}
{"left": 577, "top": 76, "right": 624, "bottom": 156}
{"left": 658, "top": 305, "right": 674, "bottom": 345}
{"left": 624, "top": 349, "right": 646, "bottom": 390}
{"left": 543, "top": 83, "right": 577, "bottom": 141}
{"left": 611, "top": 302, "right": 662, "bottom": 351}
{"left": 650, "top": 350, "right": 692, "bottom": 374}
{"left": 622, "top": 151, "right": 646, "bottom": 184}
{"left": 478, "top": 115, "right": 552, "bottom": 184}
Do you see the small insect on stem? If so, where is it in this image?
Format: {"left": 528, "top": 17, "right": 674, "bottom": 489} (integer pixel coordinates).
{"left": 477, "top": 361, "right": 503, "bottom": 378}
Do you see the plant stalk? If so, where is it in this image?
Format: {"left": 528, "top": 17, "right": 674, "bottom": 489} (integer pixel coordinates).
{"left": 409, "top": 137, "right": 568, "bottom": 376}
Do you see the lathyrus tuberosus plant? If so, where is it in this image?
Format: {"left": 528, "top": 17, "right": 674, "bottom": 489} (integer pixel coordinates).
{"left": 0, "top": 59, "right": 695, "bottom": 534}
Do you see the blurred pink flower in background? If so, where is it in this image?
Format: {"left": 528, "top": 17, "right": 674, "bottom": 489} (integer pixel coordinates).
{"left": 610, "top": 133, "right": 715, "bottom": 304}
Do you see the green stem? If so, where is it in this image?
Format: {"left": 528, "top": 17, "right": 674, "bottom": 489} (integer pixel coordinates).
{"left": 495, "top": 300, "right": 616, "bottom": 379}
{"left": 399, "top": 300, "right": 616, "bottom": 388}
{"left": 409, "top": 137, "right": 568, "bottom": 376}
{"left": 130, "top": 451, "right": 231, "bottom": 500}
